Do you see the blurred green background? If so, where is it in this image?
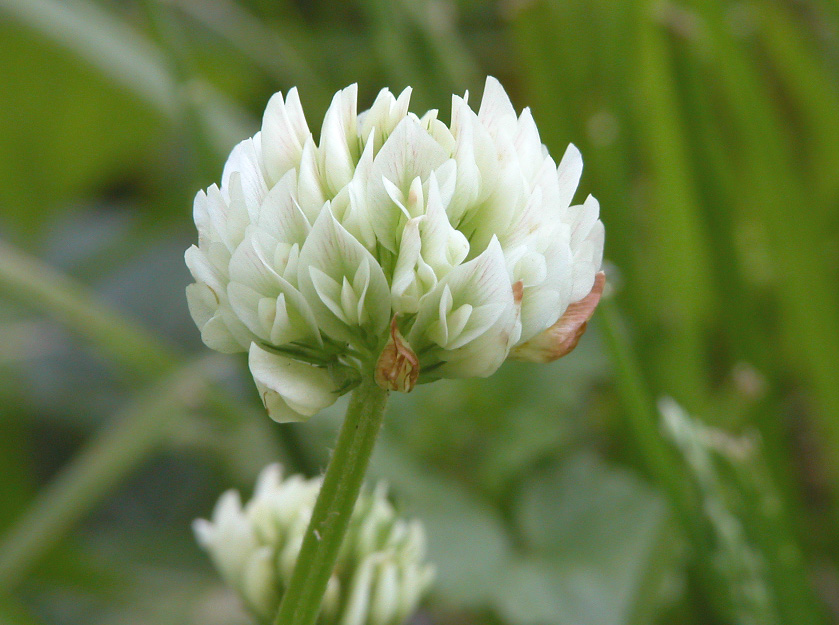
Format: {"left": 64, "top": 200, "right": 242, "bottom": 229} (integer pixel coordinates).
{"left": 1, "top": 0, "right": 839, "bottom": 623}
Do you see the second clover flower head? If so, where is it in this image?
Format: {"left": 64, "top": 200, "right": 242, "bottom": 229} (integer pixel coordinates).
{"left": 186, "top": 77, "right": 605, "bottom": 422}
{"left": 194, "top": 465, "right": 434, "bottom": 625}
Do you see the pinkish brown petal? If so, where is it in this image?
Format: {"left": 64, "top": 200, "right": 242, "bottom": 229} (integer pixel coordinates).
{"left": 375, "top": 315, "right": 420, "bottom": 392}
{"left": 509, "top": 271, "right": 605, "bottom": 363}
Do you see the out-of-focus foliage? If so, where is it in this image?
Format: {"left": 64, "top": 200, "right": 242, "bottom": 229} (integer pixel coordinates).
{"left": 0, "top": 1, "right": 838, "bottom": 624}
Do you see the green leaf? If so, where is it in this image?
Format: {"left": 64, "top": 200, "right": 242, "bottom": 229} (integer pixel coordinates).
{"left": 497, "top": 453, "right": 676, "bottom": 625}
{"left": 369, "top": 435, "right": 515, "bottom": 607}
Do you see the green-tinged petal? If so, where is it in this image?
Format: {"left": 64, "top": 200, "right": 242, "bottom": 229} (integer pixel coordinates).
{"left": 366, "top": 115, "right": 450, "bottom": 252}
{"left": 319, "top": 83, "right": 360, "bottom": 195}
{"left": 298, "top": 209, "right": 390, "bottom": 346}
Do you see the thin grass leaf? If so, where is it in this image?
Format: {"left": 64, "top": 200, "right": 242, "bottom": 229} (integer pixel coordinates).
{"left": 633, "top": 3, "right": 716, "bottom": 411}
{"left": 170, "top": 0, "right": 332, "bottom": 106}
{"left": 685, "top": 0, "right": 839, "bottom": 506}
{"left": 752, "top": 1, "right": 839, "bottom": 203}
{"left": 0, "top": 0, "right": 253, "bottom": 153}
{"left": 0, "top": 356, "right": 225, "bottom": 588}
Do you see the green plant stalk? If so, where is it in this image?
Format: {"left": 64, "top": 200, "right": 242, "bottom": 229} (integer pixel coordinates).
{"left": 0, "top": 0, "right": 253, "bottom": 151}
{"left": 598, "top": 301, "right": 723, "bottom": 624}
{"left": 0, "top": 240, "right": 287, "bottom": 443}
{"left": 634, "top": 7, "right": 714, "bottom": 412}
{"left": 0, "top": 241, "right": 305, "bottom": 580}
{"left": 273, "top": 376, "right": 389, "bottom": 625}
{"left": 0, "top": 357, "right": 220, "bottom": 588}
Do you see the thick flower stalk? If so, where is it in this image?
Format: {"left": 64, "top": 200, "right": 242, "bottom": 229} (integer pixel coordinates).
{"left": 185, "top": 77, "right": 605, "bottom": 421}
{"left": 194, "top": 464, "right": 434, "bottom": 625}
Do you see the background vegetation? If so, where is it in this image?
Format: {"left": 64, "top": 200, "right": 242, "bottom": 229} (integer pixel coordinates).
{"left": 1, "top": 0, "right": 838, "bottom": 623}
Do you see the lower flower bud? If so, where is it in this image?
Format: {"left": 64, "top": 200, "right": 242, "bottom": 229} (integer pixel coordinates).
{"left": 194, "top": 465, "right": 434, "bottom": 625}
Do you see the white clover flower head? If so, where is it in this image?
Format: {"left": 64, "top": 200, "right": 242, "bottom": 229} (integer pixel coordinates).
{"left": 186, "top": 77, "right": 605, "bottom": 421}
{"left": 194, "top": 465, "right": 434, "bottom": 625}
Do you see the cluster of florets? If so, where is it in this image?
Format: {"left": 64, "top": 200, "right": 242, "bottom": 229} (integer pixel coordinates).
{"left": 194, "top": 465, "right": 433, "bottom": 625}
{"left": 186, "top": 77, "right": 604, "bottom": 421}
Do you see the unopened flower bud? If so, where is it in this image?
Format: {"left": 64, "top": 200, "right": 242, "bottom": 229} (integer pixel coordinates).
{"left": 194, "top": 465, "right": 434, "bottom": 625}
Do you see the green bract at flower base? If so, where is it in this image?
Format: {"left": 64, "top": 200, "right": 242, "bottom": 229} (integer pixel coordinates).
{"left": 185, "top": 77, "right": 604, "bottom": 421}
{"left": 194, "top": 465, "right": 434, "bottom": 625}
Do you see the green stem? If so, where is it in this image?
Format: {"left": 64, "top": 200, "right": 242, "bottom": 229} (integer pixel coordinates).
{"left": 0, "top": 242, "right": 308, "bottom": 582}
{"left": 140, "top": 0, "right": 219, "bottom": 183}
{"left": 598, "top": 301, "right": 700, "bottom": 537}
{"left": 0, "top": 357, "right": 223, "bottom": 588}
{"left": 0, "top": 238, "right": 174, "bottom": 378}
{"left": 273, "top": 376, "right": 388, "bottom": 625}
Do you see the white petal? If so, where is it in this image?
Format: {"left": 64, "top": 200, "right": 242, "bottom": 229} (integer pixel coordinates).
{"left": 256, "top": 169, "right": 311, "bottom": 246}
{"left": 369, "top": 561, "right": 399, "bottom": 624}
{"left": 570, "top": 220, "right": 604, "bottom": 302}
{"left": 185, "top": 281, "right": 217, "bottom": 328}
{"left": 309, "top": 266, "right": 351, "bottom": 325}
{"left": 186, "top": 284, "right": 247, "bottom": 354}
{"left": 297, "top": 137, "right": 327, "bottom": 223}
{"left": 261, "top": 87, "right": 310, "bottom": 186}
{"left": 410, "top": 238, "right": 517, "bottom": 377}
{"left": 222, "top": 137, "right": 268, "bottom": 214}
{"left": 185, "top": 246, "right": 225, "bottom": 298}
{"left": 570, "top": 194, "right": 601, "bottom": 249}
{"left": 449, "top": 95, "right": 499, "bottom": 223}
{"left": 195, "top": 184, "right": 248, "bottom": 253}
{"left": 196, "top": 490, "right": 258, "bottom": 586}
{"left": 241, "top": 546, "right": 279, "bottom": 619}
{"left": 391, "top": 218, "right": 423, "bottom": 302}
{"left": 358, "top": 86, "right": 412, "bottom": 151}
{"left": 518, "top": 288, "right": 561, "bottom": 342}
{"left": 556, "top": 143, "right": 583, "bottom": 209}
{"left": 340, "top": 555, "right": 377, "bottom": 625}
{"left": 336, "top": 135, "right": 378, "bottom": 250}
{"left": 478, "top": 76, "right": 518, "bottom": 138}
{"left": 248, "top": 343, "right": 339, "bottom": 422}
{"left": 421, "top": 174, "right": 469, "bottom": 271}
{"left": 253, "top": 463, "right": 283, "bottom": 498}
{"left": 514, "top": 107, "right": 545, "bottom": 184}
{"left": 227, "top": 233, "right": 321, "bottom": 345}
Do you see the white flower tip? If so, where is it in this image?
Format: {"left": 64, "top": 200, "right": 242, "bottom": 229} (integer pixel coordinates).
{"left": 197, "top": 464, "right": 433, "bottom": 625}
{"left": 254, "top": 463, "right": 284, "bottom": 495}
{"left": 192, "top": 518, "right": 214, "bottom": 547}
{"left": 215, "top": 489, "right": 244, "bottom": 520}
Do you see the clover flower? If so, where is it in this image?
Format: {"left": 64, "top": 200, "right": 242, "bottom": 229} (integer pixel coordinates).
{"left": 194, "top": 465, "right": 434, "bottom": 625}
{"left": 185, "top": 77, "right": 604, "bottom": 421}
